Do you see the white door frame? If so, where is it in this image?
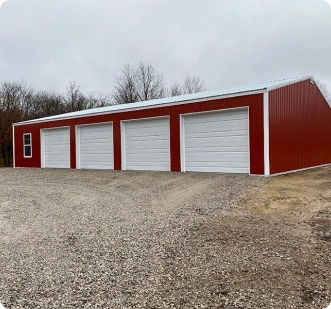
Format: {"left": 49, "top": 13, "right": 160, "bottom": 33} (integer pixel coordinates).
{"left": 40, "top": 126, "right": 70, "bottom": 168}
{"left": 180, "top": 107, "right": 250, "bottom": 173}
{"left": 121, "top": 115, "right": 170, "bottom": 171}
{"left": 75, "top": 121, "right": 113, "bottom": 170}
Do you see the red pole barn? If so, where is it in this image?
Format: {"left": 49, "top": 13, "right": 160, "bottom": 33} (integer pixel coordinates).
{"left": 12, "top": 76, "right": 331, "bottom": 176}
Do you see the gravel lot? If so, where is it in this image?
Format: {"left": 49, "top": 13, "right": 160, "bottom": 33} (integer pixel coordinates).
{"left": 0, "top": 167, "right": 330, "bottom": 309}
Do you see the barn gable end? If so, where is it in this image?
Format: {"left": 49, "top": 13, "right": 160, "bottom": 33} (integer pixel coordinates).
{"left": 269, "top": 79, "right": 331, "bottom": 174}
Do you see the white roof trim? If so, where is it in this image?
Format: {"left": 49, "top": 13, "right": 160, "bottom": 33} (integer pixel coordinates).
{"left": 13, "top": 75, "right": 311, "bottom": 126}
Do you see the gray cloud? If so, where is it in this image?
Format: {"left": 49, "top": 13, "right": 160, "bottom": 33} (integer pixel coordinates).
{"left": 0, "top": 0, "right": 330, "bottom": 94}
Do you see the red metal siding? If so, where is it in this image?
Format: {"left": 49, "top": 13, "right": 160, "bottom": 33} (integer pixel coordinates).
{"left": 70, "top": 125, "right": 76, "bottom": 169}
{"left": 14, "top": 94, "right": 265, "bottom": 174}
{"left": 269, "top": 80, "right": 331, "bottom": 174}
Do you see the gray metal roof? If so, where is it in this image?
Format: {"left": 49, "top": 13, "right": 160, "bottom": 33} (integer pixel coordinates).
{"left": 14, "top": 75, "right": 312, "bottom": 125}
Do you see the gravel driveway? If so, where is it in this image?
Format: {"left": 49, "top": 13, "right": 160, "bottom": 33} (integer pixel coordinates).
{"left": 0, "top": 168, "right": 330, "bottom": 309}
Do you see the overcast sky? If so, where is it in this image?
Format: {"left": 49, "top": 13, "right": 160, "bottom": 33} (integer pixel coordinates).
{"left": 0, "top": 0, "right": 330, "bottom": 95}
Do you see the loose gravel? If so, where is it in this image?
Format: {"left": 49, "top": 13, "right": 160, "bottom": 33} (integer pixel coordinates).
{"left": 0, "top": 167, "right": 330, "bottom": 309}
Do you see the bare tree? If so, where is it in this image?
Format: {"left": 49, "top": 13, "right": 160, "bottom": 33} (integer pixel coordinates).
{"left": 86, "top": 92, "right": 112, "bottom": 109}
{"left": 168, "top": 82, "right": 183, "bottom": 97}
{"left": 135, "top": 62, "right": 166, "bottom": 101}
{"left": 64, "top": 82, "right": 89, "bottom": 112}
{"left": 31, "top": 91, "right": 66, "bottom": 119}
{"left": 169, "top": 75, "right": 205, "bottom": 96}
{"left": 182, "top": 75, "right": 205, "bottom": 94}
{"left": 112, "top": 62, "right": 166, "bottom": 104}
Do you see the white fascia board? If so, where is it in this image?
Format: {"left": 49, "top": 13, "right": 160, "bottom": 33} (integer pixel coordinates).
{"left": 312, "top": 78, "right": 331, "bottom": 108}
{"left": 266, "top": 75, "right": 311, "bottom": 91}
{"left": 263, "top": 91, "right": 270, "bottom": 176}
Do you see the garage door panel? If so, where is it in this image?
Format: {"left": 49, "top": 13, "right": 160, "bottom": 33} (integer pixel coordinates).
{"left": 80, "top": 131, "right": 111, "bottom": 140}
{"left": 185, "top": 128, "right": 248, "bottom": 138}
{"left": 125, "top": 119, "right": 168, "bottom": 128}
{"left": 126, "top": 153, "right": 170, "bottom": 161}
{"left": 186, "top": 160, "right": 249, "bottom": 167}
{"left": 80, "top": 126, "right": 110, "bottom": 134}
{"left": 44, "top": 130, "right": 69, "bottom": 137}
{"left": 185, "top": 121, "right": 247, "bottom": 131}
{"left": 80, "top": 143, "right": 112, "bottom": 151}
{"left": 45, "top": 154, "right": 69, "bottom": 161}
{"left": 185, "top": 136, "right": 249, "bottom": 148}
{"left": 125, "top": 129, "right": 170, "bottom": 139}
{"left": 185, "top": 130, "right": 248, "bottom": 140}
{"left": 124, "top": 118, "right": 170, "bottom": 171}
{"left": 127, "top": 163, "right": 170, "bottom": 171}
{"left": 81, "top": 153, "right": 113, "bottom": 159}
{"left": 186, "top": 145, "right": 249, "bottom": 153}
{"left": 80, "top": 148, "right": 112, "bottom": 154}
{"left": 45, "top": 151, "right": 69, "bottom": 157}
{"left": 78, "top": 123, "right": 113, "bottom": 170}
{"left": 80, "top": 136, "right": 112, "bottom": 142}
{"left": 186, "top": 166, "right": 249, "bottom": 173}
{"left": 80, "top": 157, "right": 113, "bottom": 164}
{"left": 184, "top": 112, "right": 247, "bottom": 124}
{"left": 185, "top": 136, "right": 249, "bottom": 146}
{"left": 125, "top": 137, "right": 169, "bottom": 144}
{"left": 44, "top": 138, "right": 69, "bottom": 144}
{"left": 79, "top": 164, "right": 112, "bottom": 170}
{"left": 186, "top": 152, "right": 249, "bottom": 162}
{"left": 124, "top": 139, "right": 169, "bottom": 148}
{"left": 44, "top": 137, "right": 69, "bottom": 142}
{"left": 183, "top": 109, "right": 249, "bottom": 174}
{"left": 125, "top": 127, "right": 169, "bottom": 135}
{"left": 44, "top": 144, "right": 70, "bottom": 152}
{"left": 126, "top": 149, "right": 169, "bottom": 155}
{"left": 80, "top": 160, "right": 112, "bottom": 167}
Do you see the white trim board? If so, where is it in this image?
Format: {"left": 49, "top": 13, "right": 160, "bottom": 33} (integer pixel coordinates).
{"left": 263, "top": 91, "right": 270, "bottom": 176}
{"left": 12, "top": 125, "right": 15, "bottom": 168}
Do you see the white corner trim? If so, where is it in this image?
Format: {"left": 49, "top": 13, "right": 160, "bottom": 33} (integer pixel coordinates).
{"left": 75, "top": 126, "right": 80, "bottom": 169}
{"left": 12, "top": 126, "right": 15, "bottom": 167}
{"left": 263, "top": 91, "right": 270, "bottom": 176}
{"left": 40, "top": 130, "right": 45, "bottom": 168}
{"left": 120, "top": 121, "right": 126, "bottom": 170}
{"left": 180, "top": 115, "right": 185, "bottom": 172}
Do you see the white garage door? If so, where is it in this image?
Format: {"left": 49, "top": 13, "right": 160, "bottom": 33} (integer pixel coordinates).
{"left": 123, "top": 117, "right": 170, "bottom": 171}
{"left": 43, "top": 127, "right": 70, "bottom": 168}
{"left": 183, "top": 108, "right": 249, "bottom": 173}
{"left": 77, "top": 123, "right": 113, "bottom": 169}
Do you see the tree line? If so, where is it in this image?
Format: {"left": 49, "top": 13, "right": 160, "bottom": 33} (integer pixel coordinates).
{"left": 0, "top": 62, "right": 205, "bottom": 167}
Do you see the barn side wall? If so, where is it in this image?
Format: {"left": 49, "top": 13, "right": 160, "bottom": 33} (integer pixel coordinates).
{"left": 269, "top": 80, "right": 331, "bottom": 174}
{"left": 13, "top": 93, "right": 265, "bottom": 175}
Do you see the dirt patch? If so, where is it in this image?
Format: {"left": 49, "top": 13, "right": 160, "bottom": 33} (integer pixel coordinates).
{"left": 242, "top": 166, "right": 331, "bottom": 237}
